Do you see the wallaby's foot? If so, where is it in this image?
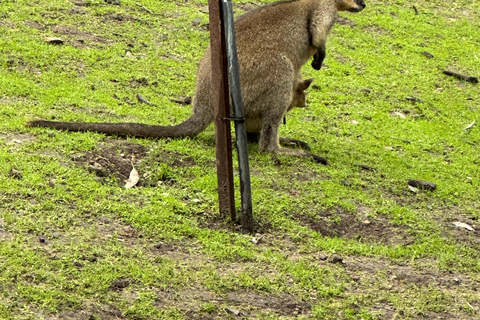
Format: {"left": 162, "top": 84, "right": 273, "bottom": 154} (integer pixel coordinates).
{"left": 307, "top": 152, "right": 329, "bottom": 165}
{"left": 279, "top": 137, "right": 311, "bottom": 151}
{"left": 270, "top": 147, "right": 328, "bottom": 165}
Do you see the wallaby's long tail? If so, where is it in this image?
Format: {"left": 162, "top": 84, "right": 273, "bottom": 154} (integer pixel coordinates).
{"left": 27, "top": 114, "right": 210, "bottom": 139}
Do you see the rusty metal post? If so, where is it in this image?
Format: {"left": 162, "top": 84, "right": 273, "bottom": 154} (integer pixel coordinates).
{"left": 208, "top": 0, "right": 235, "bottom": 220}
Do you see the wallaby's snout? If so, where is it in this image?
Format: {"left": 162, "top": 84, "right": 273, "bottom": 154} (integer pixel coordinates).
{"left": 336, "top": 0, "right": 366, "bottom": 12}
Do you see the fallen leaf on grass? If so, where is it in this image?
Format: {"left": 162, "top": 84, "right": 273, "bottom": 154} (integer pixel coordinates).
{"left": 463, "top": 120, "right": 475, "bottom": 131}
{"left": 225, "top": 308, "right": 245, "bottom": 316}
{"left": 453, "top": 221, "right": 475, "bottom": 231}
{"left": 391, "top": 111, "right": 406, "bottom": 119}
{"left": 250, "top": 234, "right": 264, "bottom": 244}
{"left": 125, "top": 167, "right": 139, "bottom": 188}
{"left": 408, "top": 185, "right": 419, "bottom": 193}
{"left": 136, "top": 93, "right": 152, "bottom": 105}
{"left": 45, "top": 37, "right": 64, "bottom": 45}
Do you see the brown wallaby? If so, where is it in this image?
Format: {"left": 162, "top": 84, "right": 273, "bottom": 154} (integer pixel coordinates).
{"left": 28, "top": 0, "right": 366, "bottom": 164}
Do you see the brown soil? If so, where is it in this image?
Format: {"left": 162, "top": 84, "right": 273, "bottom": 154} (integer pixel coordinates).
{"left": 296, "top": 208, "right": 414, "bottom": 245}
{"left": 50, "top": 24, "right": 110, "bottom": 46}
{"left": 72, "top": 141, "right": 147, "bottom": 186}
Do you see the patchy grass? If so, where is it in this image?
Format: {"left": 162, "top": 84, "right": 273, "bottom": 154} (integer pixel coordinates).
{"left": 1, "top": 0, "right": 479, "bottom": 319}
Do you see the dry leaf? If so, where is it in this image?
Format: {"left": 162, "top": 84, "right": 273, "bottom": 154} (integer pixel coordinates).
{"left": 136, "top": 94, "right": 152, "bottom": 105}
{"left": 125, "top": 167, "right": 139, "bottom": 188}
{"left": 453, "top": 221, "right": 475, "bottom": 231}
{"left": 408, "top": 185, "right": 419, "bottom": 193}
{"left": 463, "top": 120, "right": 475, "bottom": 131}
{"left": 392, "top": 111, "right": 406, "bottom": 119}
{"left": 225, "top": 308, "right": 244, "bottom": 316}
{"left": 45, "top": 37, "right": 64, "bottom": 44}
{"left": 250, "top": 234, "right": 264, "bottom": 244}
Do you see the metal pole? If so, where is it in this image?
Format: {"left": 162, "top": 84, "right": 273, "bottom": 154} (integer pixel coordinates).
{"left": 222, "top": 0, "right": 253, "bottom": 232}
{"left": 208, "top": 0, "right": 235, "bottom": 220}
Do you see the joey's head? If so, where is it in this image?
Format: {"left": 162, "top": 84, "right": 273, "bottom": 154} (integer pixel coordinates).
{"left": 335, "top": 0, "right": 366, "bottom": 12}
{"left": 290, "top": 78, "right": 314, "bottom": 110}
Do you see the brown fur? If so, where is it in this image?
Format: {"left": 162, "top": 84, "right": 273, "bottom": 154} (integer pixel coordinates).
{"left": 28, "top": 0, "right": 366, "bottom": 163}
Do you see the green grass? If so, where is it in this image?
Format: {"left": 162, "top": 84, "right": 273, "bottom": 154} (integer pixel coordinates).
{"left": 1, "top": 0, "right": 480, "bottom": 319}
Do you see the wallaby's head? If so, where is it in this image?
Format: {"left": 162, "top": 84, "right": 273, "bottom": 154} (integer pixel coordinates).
{"left": 335, "top": 0, "right": 366, "bottom": 12}
{"left": 291, "top": 78, "right": 314, "bottom": 110}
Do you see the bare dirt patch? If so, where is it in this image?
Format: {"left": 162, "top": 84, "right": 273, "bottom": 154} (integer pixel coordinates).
{"left": 0, "top": 132, "right": 36, "bottom": 146}
{"left": 363, "top": 24, "right": 389, "bottom": 35}
{"left": 40, "top": 304, "right": 126, "bottom": 320}
{"left": 226, "top": 290, "right": 311, "bottom": 317}
{"left": 50, "top": 25, "right": 110, "bottom": 45}
{"left": 72, "top": 141, "right": 199, "bottom": 188}
{"left": 153, "top": 150, "right": 197, "bottom": 168}
{"left": 341, "top": 256, "right": 480, "bottom": 319}
{"left": 154, "top": 287, "right": 311, "bottom": 318}
{"left": 24, "top": 20, "right": 46, "bottom": 31}
{"left": 443, "top": 217, "right": 480, "bottom": 245}
{"left": 103, "top": 12, "right": 137, "bottom": 23}
{"left": 336, "top": 16, "right": 356, "bottom": 27}
{"left": 296, "top": 208, "right": 413, "bottom": 245}
{"left": 72, "top": 141, "right": 147, "bottom": 186}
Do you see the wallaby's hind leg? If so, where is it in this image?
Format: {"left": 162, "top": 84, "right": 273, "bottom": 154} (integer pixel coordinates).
{"left": 256, "top": 90, "right": 328, "bottom": 165}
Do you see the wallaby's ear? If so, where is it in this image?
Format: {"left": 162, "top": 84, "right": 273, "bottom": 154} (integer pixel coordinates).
{"left": 299, "top": 78, "right": 315, "bottom": 91}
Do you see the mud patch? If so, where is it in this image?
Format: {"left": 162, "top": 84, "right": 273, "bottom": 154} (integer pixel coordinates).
{"left": 340, "top": 256, "right": 480, "bottom": 319}
{"left": 73, "top": 142, "right": 199, "bottom": 187}
{"left": 72, "top": 141, "right": 147, "bottom": 186}
{"left": 0, "top": 132, "right": 36, "bottom": 146}
{"left": 296, "top": 209, "right": 413, "bottom": 245}
{"left": 149, "top": 150, "right": 197, "bottom": 168}
{"left": 363, "top": 24, "right": 389, "bottom": 35}
{"left": 95, "top": 216, "right": 144, "bottom": 247}
{"left": 40, "top": 304, "right": 126, "bottom": 320}
{"left": 226, "top": 291, "right": 311, "bottom": 317}
{"left": 24, "top": 20, "right": 46, "bottom": 31}
{"left": 444, "top": 217, "right": 480, "bottom": 245}
{"left": 103, "top": 12, "right": 137, "bottom": 23}
{"left": 50, "top": 25, "right": 110, "bottom": 46}
{"left": 343, "top": 256, "right": 477, "bottom": 287}
{"left": 336, "top": 16, "right": 356, "bottom": 27}
{"left": 154, "top": 287, "right": 310, "bottom": 318}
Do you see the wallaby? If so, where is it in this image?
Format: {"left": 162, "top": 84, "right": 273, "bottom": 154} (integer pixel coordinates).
{"left": 28, "top": 0, "right": 366, "bottom": 164}
{"left": 248, "top": 77, "right": 313, "bottom": 148}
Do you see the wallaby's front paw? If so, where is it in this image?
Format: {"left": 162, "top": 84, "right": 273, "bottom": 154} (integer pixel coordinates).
{"left": 311, "top": 51, "right": 324, "bottom": 70}
{"left": 311, "top": 59, "right": 322, "bottom": 70}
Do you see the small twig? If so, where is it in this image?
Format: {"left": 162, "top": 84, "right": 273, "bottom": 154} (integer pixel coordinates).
{"left": 461, "top": 139, "right": 476, "bottom": 146}
{"left": 135, "top": 2, "right": 153, "bottom": 14}
{"left": 405, "top": 96, "right": 424, "bottom": 103}
{"left": 136, "top": 94, "right": 152, "bottom": 105}
{"left": 358, "top": 164, "right": 376, "bottom": 171}
{"left": 443, "top": 70, "right": 479, "bottom": 84}
{"left": 463, "top": 120, "right": 475, "bottom": 131}
{"left": 422, "top": 51, "right": 433, "bottom": 59}
{"left": 413, "top": 5, "right": 419, "bottom": 15}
